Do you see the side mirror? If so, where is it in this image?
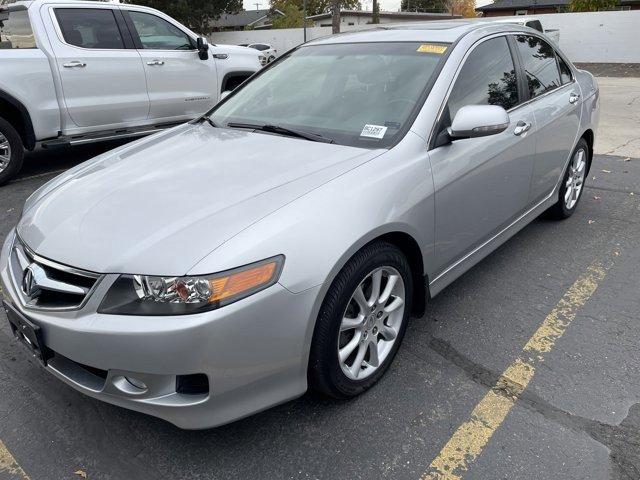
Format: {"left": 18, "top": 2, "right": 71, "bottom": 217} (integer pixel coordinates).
{"left": 196, "top": 37, "right": 209, "bottom": 60}
{"left": 448, "top": 105, "right": 510, "bottom": 140}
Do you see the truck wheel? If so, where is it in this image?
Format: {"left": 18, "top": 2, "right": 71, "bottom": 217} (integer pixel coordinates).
{"left": 0, "top": 117, "right": 24, "bottom": 186}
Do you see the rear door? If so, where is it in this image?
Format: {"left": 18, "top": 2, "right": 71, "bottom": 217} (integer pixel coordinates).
{"left": 122, "top": 9, "right": 218, "bottom": 120}
{"left": 429, "top": 35, "right": 537, "bottom": 273}
{"left": 49, "top": 6, "right": 149, "bottom": 128}
{"left": 513, "top": 34, "right": 581, "bottom": 203}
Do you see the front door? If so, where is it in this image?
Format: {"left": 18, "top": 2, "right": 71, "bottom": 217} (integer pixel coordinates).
{"left": 123, "top": 9, "right": 218, "bottom": 121}
{"left": 49, "top": 6, "right": 149, "bottom": 128}
{"left": 429, "top": 35, "right": 537, "bottom": 274}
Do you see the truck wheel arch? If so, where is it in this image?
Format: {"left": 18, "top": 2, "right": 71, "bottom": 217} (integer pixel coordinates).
{"left": 220, "top": 71, "right": 255, "bottom": 94}
{"left": 0, "top": 90, "right": 36, "bottom": 151}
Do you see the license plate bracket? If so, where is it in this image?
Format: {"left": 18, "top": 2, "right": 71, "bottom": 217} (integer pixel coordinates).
{"left": 3, "top": 301, "right": 51, "bottom": 366}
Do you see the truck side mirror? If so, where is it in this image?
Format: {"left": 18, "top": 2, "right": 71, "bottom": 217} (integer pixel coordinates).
{"left": 197, "top": 37, "right": 209, "bottom": 60}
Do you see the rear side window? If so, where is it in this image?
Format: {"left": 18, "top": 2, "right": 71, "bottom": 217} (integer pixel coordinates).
{"left": 557, "top": 54, "right": 572, "bottom": 84}
{"left": 0, "top": 9, "right": 36, "bottom": 49}
{"left": 127, "top": 11, "right": 193, "bottom": 50}
{"left": 515, "top": 35, "right": 561, "bottom": 98}
{"left": 56, "top": 9, "right": 125, "bottom": 49}
{"left": 447, "top": 36, "right": 519, "bottom": 121}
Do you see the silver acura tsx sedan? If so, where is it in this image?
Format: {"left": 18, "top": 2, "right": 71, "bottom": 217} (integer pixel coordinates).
{"left": 1, "top": 21, "right": 598, "bottom": 428}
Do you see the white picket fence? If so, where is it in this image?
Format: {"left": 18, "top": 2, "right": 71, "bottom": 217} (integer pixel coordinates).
{"left": 208, "top": 10, "right": 640, "bottom": 63}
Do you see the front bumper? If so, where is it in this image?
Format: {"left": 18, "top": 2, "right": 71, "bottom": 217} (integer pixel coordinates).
{"left": 1, "top": 230, "right": 320, "bottom": 429}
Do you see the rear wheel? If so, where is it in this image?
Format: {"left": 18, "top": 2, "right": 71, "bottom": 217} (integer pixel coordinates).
{"left": 0, "top": 117, "right": 24, "bottom": 186}
{"left": 308, "top": 241, "right": 412, "bottom": 399}
{"left": 546, "top": 138, "right": 589, "bottom": 219}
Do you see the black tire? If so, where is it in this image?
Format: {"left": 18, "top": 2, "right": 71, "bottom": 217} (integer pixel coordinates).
{"left": 0, "top": 117, "right": 24, "bottom": 186}
{"left": 545, "top": 138, "right": 589, "bottom": 220}
{"left": 308, "top": 241, "right": 413, "bottom": 399}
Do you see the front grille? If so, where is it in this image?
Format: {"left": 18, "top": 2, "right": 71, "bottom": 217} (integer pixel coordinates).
{"left": 8, "top": 237, "right": 101, "bottom": 311}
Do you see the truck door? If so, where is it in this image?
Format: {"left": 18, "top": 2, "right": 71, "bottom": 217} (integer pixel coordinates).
{"left": 47, "top": 6, "right": 149, "bottom": 128}
{"left": 121, "top": 9, "right": 218, "bottom": 121}
{"left": 122, "top": 8, "right": 218, "bottom": 120}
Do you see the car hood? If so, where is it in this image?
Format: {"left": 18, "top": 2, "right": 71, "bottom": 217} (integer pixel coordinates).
{"left": 17, "top": 124, "right": 381, "bottom": 275}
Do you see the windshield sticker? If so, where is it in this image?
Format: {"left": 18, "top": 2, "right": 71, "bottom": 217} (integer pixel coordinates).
{"left": 361, "top": 124, "right": 388, "bottom": 139}
{"left": 417, "top": 44, "right": 447, "bottom": 54}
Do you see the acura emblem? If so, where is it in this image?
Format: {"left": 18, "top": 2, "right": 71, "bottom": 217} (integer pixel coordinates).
{"left": 21, "top": 264, "right": 42, "bottom": 299}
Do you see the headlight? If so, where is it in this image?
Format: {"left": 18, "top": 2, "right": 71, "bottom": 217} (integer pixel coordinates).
{"left": 98, "top": 256, "right": 284, "bottom": 315}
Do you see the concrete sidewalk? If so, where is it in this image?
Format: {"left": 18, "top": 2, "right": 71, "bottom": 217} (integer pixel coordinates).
{"left": 594, "top": 77, "right": 640, "bottom": 158}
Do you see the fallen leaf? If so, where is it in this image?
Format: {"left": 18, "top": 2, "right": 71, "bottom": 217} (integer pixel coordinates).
{"left": 593, "top": 196, "right": 601, "bottom": 200}
{"left": 631, "top": 192, "right": 635, "bottom": 196}
{"left": 601, "top": 169, "right": 611, "bottom": 173}
{"left": 623, "top": 157, "right": 631, "bottom": 162}
{"left": 588, "top": 220, "right": 595, "bottom": 224}
{"left": 74, "top": 470, "right": 87, "bottom": 479}
{"left": 614, "top": 251, "right": 620, "bottom": 256}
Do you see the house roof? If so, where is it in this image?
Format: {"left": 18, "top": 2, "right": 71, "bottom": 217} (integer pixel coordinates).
{"left": 477, "top": 0, "right": 639, "bottom": 8}
{"left": 476, "top": 0, "right": 569, "bottom": 10}
{"left": 307, "top": 10, "right": 461, "bottom": 21}
{"left": 210, "top": 8, "right": 283, "bottom": 28}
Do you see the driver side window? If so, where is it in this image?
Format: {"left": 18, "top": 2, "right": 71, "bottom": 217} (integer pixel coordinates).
{"left": 127, "top": 11, "right": 193, "bottom": 50}
{"left": 446, "top": 36, "right": 519, "bottom": 123}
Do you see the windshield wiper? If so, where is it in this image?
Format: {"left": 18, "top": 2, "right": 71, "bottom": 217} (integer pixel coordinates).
{"left": 226, "top": 122, "right": 333, "bottom": 143}
{"left": 201, "top": 116, "right": 218, "bottom": 128}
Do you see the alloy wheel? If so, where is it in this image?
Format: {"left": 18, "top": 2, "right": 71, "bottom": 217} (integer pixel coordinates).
{"left": 337, "top": 266, "right": 406, "bottom": 380}
{"left": 564, "top": 148, "right": 586, "bottom": 210}
{"left": 0, "top": 133, "right": 11, "bottom": 174}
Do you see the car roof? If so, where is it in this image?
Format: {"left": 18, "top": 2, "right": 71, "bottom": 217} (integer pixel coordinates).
{"left": 306, "top": 20, "right": 530, "bottom": 46}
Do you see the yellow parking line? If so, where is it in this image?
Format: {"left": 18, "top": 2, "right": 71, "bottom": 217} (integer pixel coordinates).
{"left": 421, "top": 261, "right": 608, "bottom": 480}
{"left": 0, "top": 440, "right": 30, "bottom": 480}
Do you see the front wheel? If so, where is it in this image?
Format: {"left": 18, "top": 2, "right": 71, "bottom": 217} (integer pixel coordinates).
{"left": 0, "top": 117, "right": 24, "bottom": 186}
{"left": 308, "top": 242, "right": 412, "bottom": 399}
{"left": 546, "top": 138, "right": 589, "bottom": 219}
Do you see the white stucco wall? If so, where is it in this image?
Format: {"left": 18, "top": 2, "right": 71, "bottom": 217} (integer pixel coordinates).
{"left": 537, "top": 11, "right": 640, "bottom": 63}
{"left": 209, "top": 11, "right": 640, "bottom": 63}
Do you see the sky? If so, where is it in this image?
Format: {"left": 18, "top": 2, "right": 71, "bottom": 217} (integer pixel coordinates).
{"left": 242, "top": 0, "right": 493, "bottom": 12}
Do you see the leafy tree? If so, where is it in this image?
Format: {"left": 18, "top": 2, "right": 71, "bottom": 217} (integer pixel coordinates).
{"left": 400, "top": 0, "right": 447, "bottom": 13}
{"left": 446, "top": 0, "right": 477, "bottom": 17}
{"left": 569, "top": 0, "right": 617, "bottom": 10}
{"left": 271, "top": 4, "right": 313, "bottom": 28}
{"left": 123, "top": 0, "right": 242, "bottom": 35}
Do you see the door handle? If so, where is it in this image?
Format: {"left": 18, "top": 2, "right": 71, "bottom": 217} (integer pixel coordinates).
{"left": 146, "top": 60, "right": 165, "bottom": 66}
{"left": 63, "top": 61, "right": 86, "bottom": 68}
{"left": 513, "top": 121, "right": 531, "bottom": 136}
{"left": 569, "top": 92, "right": 580, "bottom": 104}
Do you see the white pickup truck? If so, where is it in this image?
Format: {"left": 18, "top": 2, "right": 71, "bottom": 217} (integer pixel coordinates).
{"left": 0, "top": 0, "right": 264, "bottom": 184}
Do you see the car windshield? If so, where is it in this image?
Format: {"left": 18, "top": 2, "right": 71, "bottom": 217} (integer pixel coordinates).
{"left": 208, "top": 42, "right": 449, "bottom": 148}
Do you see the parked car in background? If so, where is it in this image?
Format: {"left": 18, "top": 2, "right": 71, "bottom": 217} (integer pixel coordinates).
{"left": 0, "top": 0, "right": 265, "bottom": 184}
{"left": 1, "top": 22, "right": 598, "bottom": 429}
{"left": 240, "top": 42, "right": 277, "bottom": 63}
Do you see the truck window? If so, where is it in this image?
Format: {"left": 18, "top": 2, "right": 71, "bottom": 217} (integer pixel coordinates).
{"left": 55, "top": 8, "right": 125, "bottom": 49}
{"left": 127, "top": 11, "right": 193, "bottom": 50}
{"left": 0, "top": 9, "right": 36, "bottom": 49}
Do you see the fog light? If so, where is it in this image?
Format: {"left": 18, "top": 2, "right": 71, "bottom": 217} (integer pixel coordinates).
{"left": 125, "top": 376, "right": 147, "bottom": 390}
